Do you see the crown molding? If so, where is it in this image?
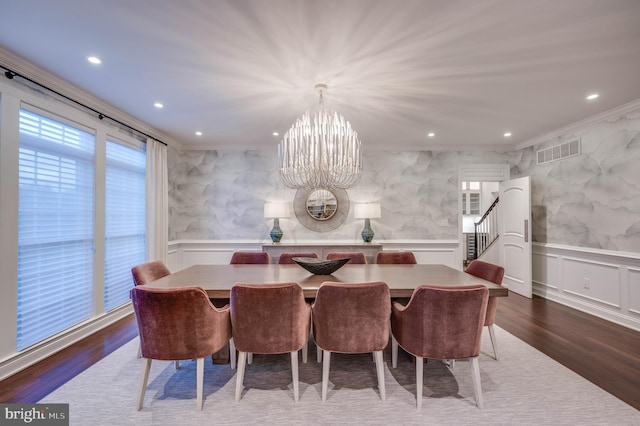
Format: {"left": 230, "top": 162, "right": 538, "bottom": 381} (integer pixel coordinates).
{"left": 515, "top": 98, "right": 640, "bottom": 150}
{"left": 0, "top": 47, "right": 182, "bottom": 148}
{"left": 172, "top": 142, "right": 515, "bottom": 153}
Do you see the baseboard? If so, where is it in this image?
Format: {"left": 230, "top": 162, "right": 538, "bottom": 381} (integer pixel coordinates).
{"left": 0, "top": 304, "right": 133, "bottom": 381}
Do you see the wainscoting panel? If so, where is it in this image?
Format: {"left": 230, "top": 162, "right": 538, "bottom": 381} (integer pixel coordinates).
{"left": 533, "top": 243, "right": 640, "bottom": 331}
{"left": 532, "top": 251, "right": 560, "bottom": 291}
{"left": 629, "top": 267, "right": 640, "bottom": 316}
{"left": 562, "top": 257, "right": 621, "bottom": 308}
{"left": 168, "top": 240, "right": 459, "bottom": 270}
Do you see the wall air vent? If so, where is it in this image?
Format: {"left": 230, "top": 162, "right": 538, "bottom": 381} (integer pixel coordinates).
{"left": 536, "top": 138, "right": 581, "bottom": 165}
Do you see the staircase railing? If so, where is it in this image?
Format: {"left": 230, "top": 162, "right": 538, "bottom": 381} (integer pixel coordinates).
{"left": 473, "top": 196, "right": 499, "bottom": 259}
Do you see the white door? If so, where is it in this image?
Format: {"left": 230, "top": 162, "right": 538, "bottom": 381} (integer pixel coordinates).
{"left": 499, "top": 176, "right": 532, "bottom": 298}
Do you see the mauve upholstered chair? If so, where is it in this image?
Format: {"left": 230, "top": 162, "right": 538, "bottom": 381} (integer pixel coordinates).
{"left": 229, "top": 251, "right": 270, "bottom": 264}
{"left": 376, "top": 251, "right": 417, "bottom": 264}
{"left": 278, "top": 252, "right": 319, "bottom": 264}
{"left": 312, "top": 281, "right": 391, "bottom": 402}
{"left": 391, "top": 285, "right": 489, "bottom": 409}
{"left": 325, "top": 252, "right": 367, "bottom": 264}
{"left": 465, "top": 260, "right": 505, "bottom": 360}
{"left": 230, "top": 282, "right": 311, "bottom": 402}
{"left": 131, "top": 260, "right": 171, "bottom": 286}
{"left": 130, "top": 260, "right": 175, "bottom": 364}
{"left": 131, "top": 286, "right": 233, "bottom": 411}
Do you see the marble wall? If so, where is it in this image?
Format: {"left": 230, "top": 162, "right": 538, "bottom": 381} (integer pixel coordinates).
{"left": 168, "top": 105, "right": 640, "bottom": 254}
{"left": 168, "top": 148, "right": 513, "bottom": 242}
{"left": 515, "top": 109, "right": 640, "bottom": 252}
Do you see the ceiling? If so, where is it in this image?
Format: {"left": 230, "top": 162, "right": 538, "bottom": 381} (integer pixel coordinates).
{"left": 2, "top": 0, "right": 640, "bottom": 151}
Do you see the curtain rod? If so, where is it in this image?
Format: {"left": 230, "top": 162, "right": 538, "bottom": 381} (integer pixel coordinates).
{"left": 1, "top": 64, "right": 168, "bottom": 146}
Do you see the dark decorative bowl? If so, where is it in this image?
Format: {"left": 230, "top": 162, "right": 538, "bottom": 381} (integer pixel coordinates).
{"left": 292, "top": 257, "right": 350, "bottom": 275}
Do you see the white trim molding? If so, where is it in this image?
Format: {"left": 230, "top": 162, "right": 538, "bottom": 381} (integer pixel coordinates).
{"left": 516, "top": 98, "right": 640, "bottom": 150}
{"left": 532, "top": 243, "right": 640, "bottom": 332}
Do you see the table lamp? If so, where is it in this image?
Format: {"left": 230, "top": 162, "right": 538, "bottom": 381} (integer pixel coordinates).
{"left": 264, "top": 203, "right": 290, "bottom": 243}
{"left": 354, "top": 203, "right": 381, "bottom": 243}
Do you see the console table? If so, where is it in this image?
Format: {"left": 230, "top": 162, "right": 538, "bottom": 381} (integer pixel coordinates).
{"left": 262, "top": 243, "right": 382, "bottom": 264}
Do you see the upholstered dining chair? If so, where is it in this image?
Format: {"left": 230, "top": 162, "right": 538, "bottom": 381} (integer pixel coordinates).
{"left": 312, "top": 281, "right": 391, "bottom": 402}
{"left": 325, "top": 252, "right": 367, "bottom": 264}
{"left": 375, "top": 251, "right": 417, "bottom": 264}
{"left": 130, "top": 260, "right": 176, "bottom": 365}
{"left": 278, "top": 252, "right": 319, "bottom": 264}
{"left": 465, "top": 260, "right": 505, "bottom": 360}
{"left": 131, "top": 286, "right": 233, "bottom": 411}
{"left": 229, "top": 251, "right": 270, "bottom": 264}
{"left": 391, "top": 285, "right": 489, "bottom": 409}
{"left": 230, "top": 282, "right": 311, "bottom": 402}
{"left": 131, "top": 260, "right": 171, "bottom": 286}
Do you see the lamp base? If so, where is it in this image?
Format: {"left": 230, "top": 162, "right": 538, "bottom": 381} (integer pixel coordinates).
{"left": 270, "top": 218, "right": 283, "bottom": 243}
{"left": 361, "top": 218, "right": 374, "bottom": 243}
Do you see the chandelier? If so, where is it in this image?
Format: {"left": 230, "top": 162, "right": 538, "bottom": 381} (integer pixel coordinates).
{"left": 278, "top": 84, "right": 362, "bottom": 190}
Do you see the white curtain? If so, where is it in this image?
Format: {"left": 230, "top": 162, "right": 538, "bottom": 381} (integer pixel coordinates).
{"left": 145, "top": 138, "right": 168, "bottom": 263}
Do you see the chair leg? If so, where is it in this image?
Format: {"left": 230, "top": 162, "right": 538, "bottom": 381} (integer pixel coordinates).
{"left": 235, "top": 351, "right": 248, "bottom": 402}
{"left": 488, "top": 324, "right": 499, "bottom": 360}
{"left": 196, "top": 357, "right": 204, "bottom": 410}
{"left": 310, "top": 317, "right": 321, "bottom": 363}
{"left": 321, "top": 350, "right": 331, "bottom": 401}
{"left": 136, "top": 358, "right": 152, "bottom": 411}
{"left": 416, "top": 356, "right": 423, "bottom": 410}
{"left": 302, "top": 341, "right": 308, "bottom": 364}
{"left": 229, "top": 338, "right": 236, "bottom": 369}
{"left": 175, "top": 360, "right": 180, "bottom": 369}
{"left": 137, "top": 342, "right": 142, "bottom": 359}
{"left": 374, "top": 350, "right": 386, "bottom": 401}
{"left": 470, "top": 356, "right": 484, "bottom": 409}
{"left": 391, "top": 334, "right": 398, "bottom": 368}
{"left": 291, "top": 351, "right": 300, "bottom": 402}
{"left": 247, "top": 352, "right": 253, "bottom": 364}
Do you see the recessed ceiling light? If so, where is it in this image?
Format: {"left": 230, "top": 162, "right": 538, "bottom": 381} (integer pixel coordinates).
{"left": 272, "top": 132, "right": 279, "bottom": 136}
{"left": 87, "top": 56, "right": 101, "bottom": 65}
{"left": 504, "top": 132, "right": 512, "bottom": 138}
{"left": 195, "top": 131, "right": 203, "bottom": 136}
{"left": 427, "top": 132, "right": 435, "bottom": 138}
{"left": 154, "top": 102, "right": 164, "bottom": 109}
{"left": 586, "top": 93, "right": 599, "bottom": 100}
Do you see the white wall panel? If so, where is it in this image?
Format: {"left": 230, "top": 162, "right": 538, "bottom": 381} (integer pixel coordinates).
{"left": 169, "top": 240, "right": 458, "bottom": 269}
{"left": 533, "top": 243, "right": 640, "bottom": 331}
{"left": 532, "top": 251, "right": 560, "bottom": 291}
{"left": 629, "top": 268, "right": 640, "bottom": 315}
{"left": 562, "top": 257, "right": 620, "bottom": 308}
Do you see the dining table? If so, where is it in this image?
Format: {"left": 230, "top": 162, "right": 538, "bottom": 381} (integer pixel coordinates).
{"left": 145, "top": 263, "right": 509, "bottom": 298}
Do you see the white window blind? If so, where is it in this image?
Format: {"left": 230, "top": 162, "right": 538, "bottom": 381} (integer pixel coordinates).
{"left": 17, "top": 109, "right": 95, "bottom": 350}
{"left": 104, "top": 140, "right": 146, "bottom": 311}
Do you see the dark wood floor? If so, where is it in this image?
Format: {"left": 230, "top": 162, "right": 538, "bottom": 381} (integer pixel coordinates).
{"left": 1, "top": 292, "right": 639, "bottom": 410}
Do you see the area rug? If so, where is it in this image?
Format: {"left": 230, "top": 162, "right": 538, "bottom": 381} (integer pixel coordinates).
{"left": 40, "top": 326, "right": 639, "bottom": 425}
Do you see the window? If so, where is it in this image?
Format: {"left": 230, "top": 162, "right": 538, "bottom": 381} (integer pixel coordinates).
{"left": 16, "top": 108, "right": 147, "bottom": 350}
{"left": 462, "top": 181, "right": 481, "bottom": 215}
{"left": 17, "top": 109, "right": 95, "bottom": 350}
{"left": 104, "top": 140, "right": 146, "bottom": 311}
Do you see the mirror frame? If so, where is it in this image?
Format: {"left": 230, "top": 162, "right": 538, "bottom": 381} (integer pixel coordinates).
{"left": 305, "top": 189, "right": 338, "bottom": 221}
{"left": 294, "top": 188, "right": 350, "bottom": 232}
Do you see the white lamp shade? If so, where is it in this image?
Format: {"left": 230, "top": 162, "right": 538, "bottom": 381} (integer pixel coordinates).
{"left": 354, "top": 203, "right": 381, "bottom": 219}
{"left": 264, "top": 203, "right": 290, "bottom": 218}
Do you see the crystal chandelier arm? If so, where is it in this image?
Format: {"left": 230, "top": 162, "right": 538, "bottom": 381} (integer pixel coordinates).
{"left": 278, "top": 85, "right": 362, "bottom": 190}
